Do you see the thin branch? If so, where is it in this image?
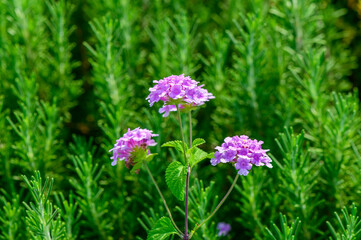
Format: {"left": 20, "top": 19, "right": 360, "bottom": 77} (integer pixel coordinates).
{"left": 144, "top": 162, "right": 183, "bottom": 236}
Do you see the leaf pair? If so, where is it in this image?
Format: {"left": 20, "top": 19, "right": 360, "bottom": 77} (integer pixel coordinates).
{"left": 163, "top": 138, "right": 212, "bottom": 201}
{"left": 162, "top": 138, "right": 205, "bottom": 152}
{"left": 162, "top": 138, "right": 211, "bottom": 167}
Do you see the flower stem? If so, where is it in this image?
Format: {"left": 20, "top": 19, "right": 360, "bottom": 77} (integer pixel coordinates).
{"left": 176, "top": 105, "right": 188, "bottom": 166}
{"left": 189, "top": 111, "right": 192, "bottom": 147}
{"left": 184, "top": 166, "right": 190, "bottom": 240}
{"left": 176, "top": 106, "right": 190, "bottom": 240}
{"left": 185, "top": 111, "right": 192, "bottom": 240}
{"left": 144, "top": 162, "right": 183, "bottom": 236}
{"left": 189, "top": 174, "right": 239, "bottom": 239}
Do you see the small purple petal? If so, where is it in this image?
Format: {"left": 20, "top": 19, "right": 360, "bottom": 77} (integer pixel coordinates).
{"left": 159, "top": 105, "right": 177, "bottom": 117}
{"left": 217, "top": 222, "right": 231, "bottom": 237}
{"left": 211, "top": 158, "right": 220, "bottom": 166}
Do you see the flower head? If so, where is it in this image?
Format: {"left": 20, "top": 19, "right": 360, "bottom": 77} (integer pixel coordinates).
{"left": 211, "top": 135, "right": 272, "bottom": 176}
{"left": 109, "top": 128, "right": 158, "bottom": 172}
{"left": 217, "top": 222, "right": 231, "bottom": 237}
{"left": 146, "top": 74, "right": 214, "bottom": 117}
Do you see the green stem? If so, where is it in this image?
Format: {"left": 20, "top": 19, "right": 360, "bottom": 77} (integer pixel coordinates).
{"left": 186, "top": 111, "right": 192, "bottom": 240}
{"left": 176, "top": 106, "right": 190, "bottom": 240}
{"left": 176, "top": 105, "right": 188, "bottom": 166}
{"left": 189, "top": 111, "right": 192, "bottom": 147}
{"left": 184, "top": 166, "right": 190, "bottom": 240}
{"left": 144, "top": 162, "right": 183, "bottom": 236}
{"left": 189, "top": 174, "right": 239, "bottom": 239}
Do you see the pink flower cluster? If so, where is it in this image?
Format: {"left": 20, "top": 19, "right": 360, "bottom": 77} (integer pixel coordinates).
{"left": 211, "top": 135, "right": 272, "bottom": 176}
{"left": 146, "top": 74, "right": 215, "bottom": 117}
{"left": 109, "top": 128, "right": 158, "bottom": 168}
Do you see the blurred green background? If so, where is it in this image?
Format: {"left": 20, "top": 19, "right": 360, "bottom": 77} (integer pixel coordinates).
{"left": 1, "top": 0, "right": 361, "bottom": 239}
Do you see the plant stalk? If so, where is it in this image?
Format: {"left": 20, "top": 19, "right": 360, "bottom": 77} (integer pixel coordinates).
{"left": 176, "top": 106, "right": 191, "bottom": 240}
{"left": 176, "top": 106, "right": 188, "bottom": 166}
{"left": 144, "top": 162, "right": 183, "bottom": 236}
{"left": 184, "top": 166, "right": 190, "bottom": 240}
{"left": 185, "top": 111, "right": 192, "bottom": 240}
{"left": 189, "top": 111, "right": 192, "bottom": 147}
{"left": 189, "top": 174, "right": 239, "bottom": 239}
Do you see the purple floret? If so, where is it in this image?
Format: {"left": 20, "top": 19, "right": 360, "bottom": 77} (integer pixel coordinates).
{"left": 109, "top": 128, "right": 158, "bottom": 169}
{"left": 210, "top": 135, "right": 272, "bottom": 176}
{"left": 217, "top": 222, "right": 231, "bottom": 237}
{"left": 146, "top": 74, "right": 214, "bottom": 117}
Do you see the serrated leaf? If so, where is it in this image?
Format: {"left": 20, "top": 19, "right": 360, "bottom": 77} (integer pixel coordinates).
{"left": 189, "top": 147, "right": 211, "bottom": 167}
{"left": 147, "top": 217, "right": 177, "bottom": 240}
{"left": 192, "top": 138, "right": 205, "bottom": 148}
{"left": 162, "top": 140, "right": 188, "bottom": 153}
{"left": 165, "top": 161, "right": 187, "bottom": 201}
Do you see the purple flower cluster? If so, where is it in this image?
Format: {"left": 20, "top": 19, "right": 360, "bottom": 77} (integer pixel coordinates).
{"left": 109, "top": 128, "right": 158, "bottom": 168}
{"left": 211, "top": 135, "right": 272, "bottom": 176}
{"left": 217, "top": 222, "right": 231, "bottom": 237}
{"left": 146, "top": 74, "right": 215, "bottom": 117}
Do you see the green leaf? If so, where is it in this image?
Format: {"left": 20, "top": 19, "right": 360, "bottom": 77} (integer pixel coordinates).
{"left": 130, "top": 161, "right": 142, "bottom": 174}
{"left": 145, "top": 153, "right": 157, "bottom": 162}
{"left": 147, "top": 217, "right": 177, "bottom": 240}
{"left": 207, "top": 152, "right": 215, "bottom": 159}
{"left": 130, "top": 151, "right": 155, "bottom": 174}
{"left": 162, "top": 140, "right": 188, "bottom": 153}
{"left": 165, "top": 161, "right": 187, "bottom": 201}
{"left": 189, "top": 147, "right": 211, "bottom": 168}
{"left": 192, "top": 138, "right": 205, "bottom": 148}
